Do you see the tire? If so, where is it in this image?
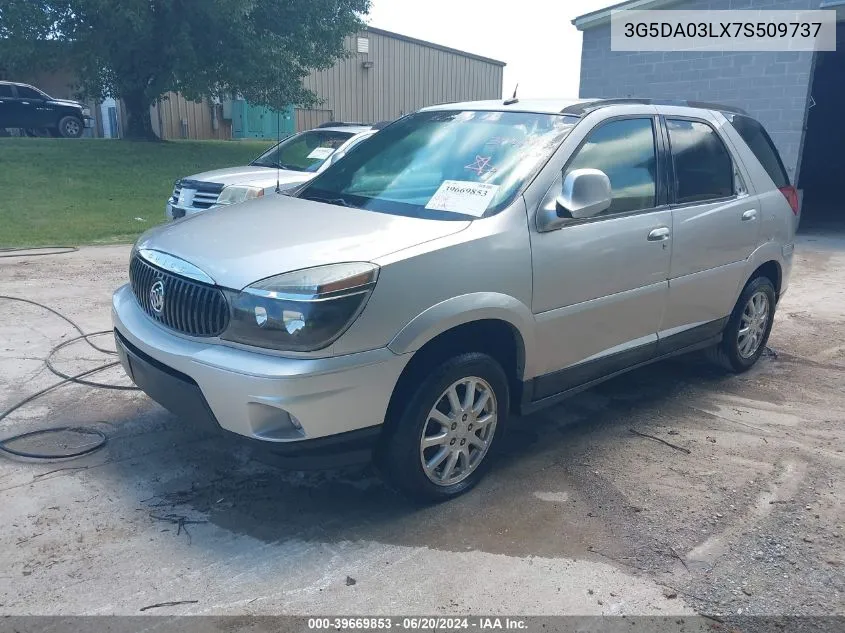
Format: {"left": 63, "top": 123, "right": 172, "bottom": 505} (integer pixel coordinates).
{"left": 377, "top": 352, "right": 509, "bottom": 502}
{"left": 706, "top": 275, "right": 776, "bottom": 372}
{"left": 57, "top": 116, "right": 84, "bottom": 138}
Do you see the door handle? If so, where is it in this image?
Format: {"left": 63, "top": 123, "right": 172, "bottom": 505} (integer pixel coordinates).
{"left": 647, "top": 227, "right": 671, "bottom": 241}
{"left": 741, "top": 209, "right": 758, "bottom": 221}
{"left": 21, "top": 101, "right": 29, "bottom": 105}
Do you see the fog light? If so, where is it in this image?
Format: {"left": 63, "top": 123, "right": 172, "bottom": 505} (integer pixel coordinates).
{"left": 247, "top": 403, "right": 305, "bottom": 440}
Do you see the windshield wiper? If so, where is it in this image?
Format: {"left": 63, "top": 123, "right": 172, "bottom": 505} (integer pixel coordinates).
{"left": 277, "top": 162, "right": 304, "bottom": 172}
{"left": 250, "top": 161, "right": 303, "bottom": 171}
{"left": 301, "top": 193, "right": 357, "bottom": 208}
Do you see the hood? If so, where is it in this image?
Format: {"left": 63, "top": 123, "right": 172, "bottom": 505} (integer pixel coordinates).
{"left": 136, "top": 195, "right": 470, "bottom": 289}
{"left": 183, "top": 165, "right": 312, "bottom": 190}
{"left": 47, "top": 98, "right": 84, "bottom": 109}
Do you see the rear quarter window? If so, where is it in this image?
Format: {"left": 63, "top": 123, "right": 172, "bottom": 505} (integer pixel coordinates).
{"left": 728, "top": 115, "right": 790, "bottom": 188}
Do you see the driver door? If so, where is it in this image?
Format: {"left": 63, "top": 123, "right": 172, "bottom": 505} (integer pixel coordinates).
{"left": 529, "top": 116, "right": 672, "bottom": 400}
{"left": 15, "top": 86, "right": 55, "bottom": 128}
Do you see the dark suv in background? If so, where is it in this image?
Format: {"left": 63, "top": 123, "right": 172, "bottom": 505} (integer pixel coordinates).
{"left": 0, "top": 81, "right": 93, "bottom": 138}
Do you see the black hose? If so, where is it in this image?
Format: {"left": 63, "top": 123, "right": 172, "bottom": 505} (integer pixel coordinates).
{"left": 46, "top": 332, "right": 139, "bottom": 391}
{"left": 0, "top": 427, "right": 107, "bottom": 459}
{"left": 0, "top": 293, "right": 137, "bottom": 459}
{"left": 0, "top": 361, "right": 116, "bottom": 458}
{"left": 0, "top": 295, "right": 114, "bottom": 355}
{"left": 0, "top": 246, "right": 79, "bottom": 258}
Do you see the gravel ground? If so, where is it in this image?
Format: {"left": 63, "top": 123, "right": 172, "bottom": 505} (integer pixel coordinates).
{"left": 0, "top": 232, "right": 842, "bottom": 620}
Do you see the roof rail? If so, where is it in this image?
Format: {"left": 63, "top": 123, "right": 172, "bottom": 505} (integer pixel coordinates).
{"left": 316, "top": 121, "right": 366, "bottom": 128}
{"left": 561, "top": 98, "right": 748, "bottom": 116}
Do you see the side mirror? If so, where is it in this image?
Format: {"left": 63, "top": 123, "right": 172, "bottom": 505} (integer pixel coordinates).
{"left": 537, "top": 168, "right": 612, "bottom": 232}
{"left": 557, "top": 168, "right": 612, "bottom": 219}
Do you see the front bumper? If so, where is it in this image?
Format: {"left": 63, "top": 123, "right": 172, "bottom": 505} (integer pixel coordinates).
{"left": 165, "top": 202, "right": 208, "bottom": 220}
{"left": 83, "top": 116, "right": 94, "bottom": 129}
{"left": 112, "top": 284, "right": 411, "bottom": 463}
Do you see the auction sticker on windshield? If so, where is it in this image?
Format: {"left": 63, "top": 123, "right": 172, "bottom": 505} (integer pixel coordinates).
{"left": 425, "top": 180, "right": 500, "bottom": 217}
{"left": 307, "top": 147, "right": 335, "bottom": 160}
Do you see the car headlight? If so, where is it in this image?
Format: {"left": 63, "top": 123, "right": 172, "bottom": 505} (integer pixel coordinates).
{"left": 216, "top": 185, "right": 264, "bottom": 206}
{"left": 81, "top": 107, "right": 91, "bottom": 117}
{"left": 221, "top": 262, "right": 379, "bottom": 351}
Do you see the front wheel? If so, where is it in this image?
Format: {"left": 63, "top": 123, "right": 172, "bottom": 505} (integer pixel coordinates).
{"left": 706, "top": 275, "right": 776, "bottom": 372}
{"left": 58, "top": 116, "right": 84, "bottom": 138}
{"left": 377, "top": 352, "right": 509, "bottom": 502}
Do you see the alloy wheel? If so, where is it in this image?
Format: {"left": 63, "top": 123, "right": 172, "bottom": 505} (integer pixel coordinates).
{"left": 737, "top": 290, "right": 769, "bottom": 358}
{"left": 419, "top": 376, "right": 498, "bottom": 486}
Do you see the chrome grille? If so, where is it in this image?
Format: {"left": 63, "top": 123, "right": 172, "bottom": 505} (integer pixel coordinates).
{"left": 129, "top": 254, "right": 229, "bottom": 337}
{"left": 170, "top": 179, "right": 225, "bottom": 210}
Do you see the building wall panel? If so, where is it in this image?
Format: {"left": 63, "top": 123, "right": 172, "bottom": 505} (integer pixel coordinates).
{"left": 577, "top": 0, "right": 816, "bottom": 180}
{"left": 152, "top": 92, "right": 230, "bottom": 140}
{"left": 298, "top": 27, "right": 505, "bottom": 129}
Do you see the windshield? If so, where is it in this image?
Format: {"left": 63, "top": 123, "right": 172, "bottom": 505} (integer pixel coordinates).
{"left": 251, "top": 129, "right": 355, "bottom": 172}
{"left": 298, "top": 110, "right": 579, "bottom": 220}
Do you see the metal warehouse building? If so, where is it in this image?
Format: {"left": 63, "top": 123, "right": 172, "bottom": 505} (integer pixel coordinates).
{"left": 19, "top": 26, "right": 505, "bottom": 141}
{"left": 295, "top": 27, "right": 506, "bottom": 130}
{"left": 574, "top": 0, "right": 845, "bottom": 228}
{"left": 152, "top": 26, "right": 505, "bottom": 140}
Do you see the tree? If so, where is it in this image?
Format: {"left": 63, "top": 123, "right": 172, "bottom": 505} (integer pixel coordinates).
{"left": 0, "top": 0, "right": 370, "bottom": 139}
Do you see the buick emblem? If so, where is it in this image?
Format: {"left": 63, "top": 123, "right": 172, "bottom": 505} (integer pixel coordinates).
{"left": 149, "top": 280, "right": 165, "bottom": 314}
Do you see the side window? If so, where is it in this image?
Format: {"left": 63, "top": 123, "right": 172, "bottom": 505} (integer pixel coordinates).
{"left": 0, "top": 85, "right": 13, "bottom": 98}
{"left": 666, "top": 119, "right": 734, "bottom": 204}
{"left": 15, "top": 86, "right": 43, "bottom": 100}
{"left": 564, "top": 118, "right": 657, "bottom": 216}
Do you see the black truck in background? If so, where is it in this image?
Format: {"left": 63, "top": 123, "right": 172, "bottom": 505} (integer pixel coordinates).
{"left": 0, "top": 81, "right": 93, "bottom": 138}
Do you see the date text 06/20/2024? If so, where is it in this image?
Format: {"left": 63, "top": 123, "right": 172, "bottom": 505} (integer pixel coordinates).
{"left": 307, "top": 617, "right": 528, "bottom": 630}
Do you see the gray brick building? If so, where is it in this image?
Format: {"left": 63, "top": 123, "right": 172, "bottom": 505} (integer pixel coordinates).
{"left": 574, "top": 0, "right": 845, "bottom": 227}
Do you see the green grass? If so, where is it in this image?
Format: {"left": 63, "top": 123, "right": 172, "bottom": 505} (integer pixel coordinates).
{"left": 0, "top": 138, "right": 273, "bottom": 247}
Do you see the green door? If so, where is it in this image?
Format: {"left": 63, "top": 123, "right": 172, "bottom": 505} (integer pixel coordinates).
{"left": 232, "top": 101, "right": 294, "bottom": 139}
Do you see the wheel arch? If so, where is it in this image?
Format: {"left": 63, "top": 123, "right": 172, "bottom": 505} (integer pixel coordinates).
{"left": 743, "top": 242, "right": 785, "bottom": 299}
{"left": 751, "top": 260, "right": 782, "bottom": 297}
{"left": 387, "top": 293, "right": 537, "bottom": 379}
{"left": 385, "top": 295, "right": 536, "bottom": 423}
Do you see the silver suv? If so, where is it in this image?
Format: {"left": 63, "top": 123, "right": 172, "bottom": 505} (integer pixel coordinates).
{"left": 114, "top": 98, "right": 798, "bottom": 501}
{"left": 166, "top": 124, "right": 378, "bottom": 219}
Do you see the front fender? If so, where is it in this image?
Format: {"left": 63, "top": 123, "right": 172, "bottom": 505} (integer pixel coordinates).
{"left": 387, "top": 292, "right": 538, "bottom": 380}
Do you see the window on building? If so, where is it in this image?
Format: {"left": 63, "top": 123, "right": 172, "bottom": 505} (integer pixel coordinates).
{"left": 564, "top": 118, "right": 657, "bottom": 215}
{"left": 666, "top": 119, "right": 734, "bottom": 204}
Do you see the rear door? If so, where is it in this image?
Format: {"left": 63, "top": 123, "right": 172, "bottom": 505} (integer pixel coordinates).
{"left": 658, "top": 111, "right": 760, "bottom": 353}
